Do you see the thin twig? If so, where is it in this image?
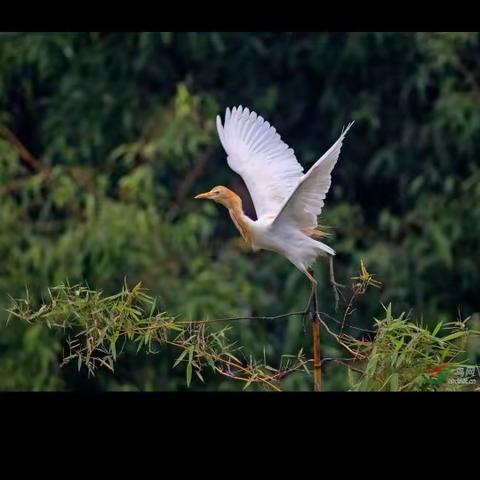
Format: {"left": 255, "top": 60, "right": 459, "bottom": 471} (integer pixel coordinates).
{"left": 318, "top": 317, "right": 366, "bottom": 359}
{"left": 177, "top": 311, "right": 306, "bottom": 325}
{"left": 319, "top": 357, "right": 367, "bottom": 384}
{"left": 319, "top": 310, "right": 376, "bottom": 334}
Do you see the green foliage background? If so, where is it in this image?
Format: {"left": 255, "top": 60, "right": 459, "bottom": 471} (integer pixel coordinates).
{"left": 0, "top": 32, "right": 479, "bottom": 391}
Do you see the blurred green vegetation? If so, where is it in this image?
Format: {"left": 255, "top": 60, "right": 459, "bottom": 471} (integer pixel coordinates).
{"left": 0, "top": 32, "right": 479, "bottom": 391}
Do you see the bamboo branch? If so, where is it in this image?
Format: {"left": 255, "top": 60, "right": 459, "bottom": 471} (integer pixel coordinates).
{"left": 7, "top": 262, "right": 380, "bottom": 391}
{"left": 178, "top": 311, "right": 306, "bottom": 325}
{"left": 307, "top": 268, "right": 322, "bottom": 392}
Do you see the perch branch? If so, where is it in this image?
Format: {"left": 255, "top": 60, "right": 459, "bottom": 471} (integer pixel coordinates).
{"left": 307, "top": 268, "right": 322, "bottom": 392}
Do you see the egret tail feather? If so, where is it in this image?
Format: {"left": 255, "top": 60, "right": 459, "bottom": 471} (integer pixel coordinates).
{"left": 316, "top": 240, "right": 335, "bottom": 257}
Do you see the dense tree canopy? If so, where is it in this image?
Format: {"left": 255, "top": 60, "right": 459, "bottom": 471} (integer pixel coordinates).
{"left": 0, "top": 32, "right": 479, "bottom": 390}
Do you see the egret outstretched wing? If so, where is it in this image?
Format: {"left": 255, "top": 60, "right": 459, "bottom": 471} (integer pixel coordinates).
{"left": 272, "top": 122, "right": 354, "bottom": 229}
{"left": 216, "top": 106, "right": 304, "bottom": 219}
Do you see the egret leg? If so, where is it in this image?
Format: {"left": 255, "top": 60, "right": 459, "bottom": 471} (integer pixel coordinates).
{"left": 329, "top": 255, "right": 344, "bottom": 288}
{"left": 301, "top": 276, "right": 316, "bottom": 334}
{"left": 304, "top": 269, "right": 317, "bottom": 287}
{"left": 329, "top": 255, "right": 345, "bottom": 311}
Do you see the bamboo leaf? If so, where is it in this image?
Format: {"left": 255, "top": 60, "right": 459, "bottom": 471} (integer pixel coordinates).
{"left": 386, "top": 303, "right": 392, "bottom": 321}
{"left": 173, "top": 348, "right": 189, "bottom": 368}
{"left": 186, "top": 347, "right": 194, "bottom": 387}
{"left": 206, "top": 356, "right": 216, "bottom": 370}
{"left": 243, "top": 378, "right": 253, "bottom": 390}
{"left": 432, "top": 321, "right": 443, "bottom": 336}
{"left": 442, "top": 331, "right": 467, "bottom": 342}
{"left": 110, "top": 340, "right": 117, "bottom": 360}
{"left": 186, "top": 362, "right": 192, "bottom": 388}
{"left": 149, "top": 297, "right": 157, "bottom": 317}
{"left": 390, "top": 373, "right": 399, "bottom": 391}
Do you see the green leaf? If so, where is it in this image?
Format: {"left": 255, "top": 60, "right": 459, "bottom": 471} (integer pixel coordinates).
{"left": 149, "top": 297, "right": 157, "bottom": 317}
{"left": 173, "top": 348, "right": 189, "bottom": 368}
{"left": 186, "top": 363, "right": 192, "bottom": 388}
{"left": 206, "top": 356, "right": 216, "bottom": 370}
{"left": 107, "top": 356, "right": 115, "bottom": 371}
{"left": 432, "top": 321, "right": 443, "bottom": 336}
{"left": 186, "top": 347, "right": 194, "bottom": 387}
{"left": 390, "top": 352, "right": 398, "bottom": 367}
{"left": 243, "top": 378, "right": 253, "bottom": 391}
{"left": 381, "top": 302, "right": 392, "bottom": 320}
{"left": 442, "top": 331, "right": 466, "bottom": 342}
{"left": 366, "top": 355, "right": 378, "bottom": 376}
{"left": 110, "top": 340, "right": 117, "bottom": 360}
{"left": 390, "top": 373, "right": 399, "bottom": 391}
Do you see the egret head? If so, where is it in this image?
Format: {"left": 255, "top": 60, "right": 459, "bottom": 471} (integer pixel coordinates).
{"left": 194, "top": 185, "right": 239, "bottom": 209}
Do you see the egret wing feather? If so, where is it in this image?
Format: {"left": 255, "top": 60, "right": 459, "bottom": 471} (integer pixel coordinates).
{"left": 273, "top": 122, "right": 354, "bottom": 229}
{"left": 216, "top": 106, "right": 304, "bottom": 219}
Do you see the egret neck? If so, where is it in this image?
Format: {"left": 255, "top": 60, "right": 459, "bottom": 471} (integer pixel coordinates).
{"left": 227, "top": 194, "right": 253, "bottom": 247}
{"left": 194, "top": 186, "right": 254, "bottom": 248}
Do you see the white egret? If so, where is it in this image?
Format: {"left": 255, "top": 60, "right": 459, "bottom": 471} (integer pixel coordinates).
{"left": 195, "top": 105, "right": 353, "bottom": 289}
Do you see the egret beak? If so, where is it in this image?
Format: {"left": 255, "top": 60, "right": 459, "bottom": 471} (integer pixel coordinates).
{"left": 194, "top": 191, "right": 211, "bottom": 199}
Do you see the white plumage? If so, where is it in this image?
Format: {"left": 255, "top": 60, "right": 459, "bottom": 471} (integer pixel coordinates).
{"left": 196, "top": 106, "right": 353, "bottom": 286}
{"left": 216, "top": 107, "right": 304, "bottom": 219}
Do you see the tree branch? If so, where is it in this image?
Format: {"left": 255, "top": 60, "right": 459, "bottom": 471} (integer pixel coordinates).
{"left": 0, "top": 125, "right": 47, "bottom": 173}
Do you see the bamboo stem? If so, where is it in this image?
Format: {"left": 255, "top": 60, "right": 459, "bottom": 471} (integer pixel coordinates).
{"left": 308, "top": 268, "right": 322, "bottom": 392}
